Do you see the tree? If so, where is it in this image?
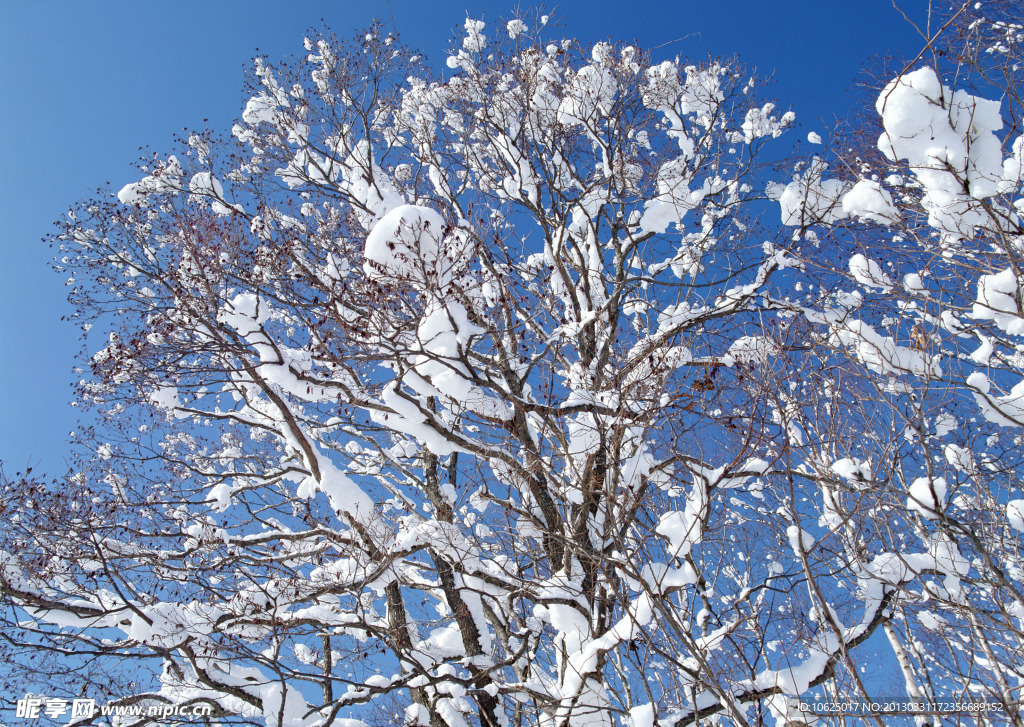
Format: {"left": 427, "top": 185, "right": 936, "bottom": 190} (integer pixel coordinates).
{"left": 766, "top": 2, "right": 1024, "bottom": 724}
{"left": 3, "top": 8, "right": 1024, "bottom": 727}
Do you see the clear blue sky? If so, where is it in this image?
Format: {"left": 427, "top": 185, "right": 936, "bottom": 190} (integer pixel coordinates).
{"left": 0, "top": 1, "right": 927, "bottom": 474}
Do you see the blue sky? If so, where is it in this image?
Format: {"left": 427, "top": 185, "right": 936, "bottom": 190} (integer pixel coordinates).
{"left": 0, "top": 1, "right": 926, "bottom": 474}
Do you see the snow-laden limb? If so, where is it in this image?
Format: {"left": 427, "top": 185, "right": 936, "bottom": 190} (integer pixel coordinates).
{"left": 829, "top": 318, "right": 941, "bottom": 378}
{"left": 117, "top": 156, "right": 184, "bottom": 205}
{"left": 189, "top": 172, "right": 242, "bottom": 215}
{"left": 841, "top": 180, "right": 898, "bottom": 225}
{"left": 363, "top": 204, "right": 449, "bottom": 286}
{"left": 965, "top": 372, "right": 1024, "bottom": 427}
{"left": 848, "top": 253, "right": 892, "bottom": 291}
{"left": 907, "top": 476, "right": 948, "bottom": 519}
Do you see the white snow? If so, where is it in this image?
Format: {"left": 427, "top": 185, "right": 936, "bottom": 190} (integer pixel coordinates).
{"left": 117, "top": 156, "right": 183, "bottom": 205}
{"left": 557, "top": 60, "right": 618, "bottom": 128}
{"left": 877, "top": 67, "right": 1004, "bottom": 239}
{"left": 1007, "top": 499, "right": 1024, "bottom": 532}
{"left": 189, "top": 172, "right": 238, "bottom": 215}
{"left": 848, "top": 253, "right": 893, "bottom": 290}
{"left": 506, "top": 19, "right": 528, "bottom": 39}
{"left": 462, "top": 19, "right": 487, "bottom": 53}
{"left": 831, "top": 457, "right": 871, "bottom": 482}
{"left": 966, "top": 372, "right": 1024, "bottom": 427}
{"left": 973, "top": 267, "right": 1024, "bottom": 335}
{"left": 724, "top": 335, "right": 779, "bottom": 366}
{"left": 777, "top": 157, "right": 847, "bottom": 226}
{"left": 842, "top": 179, "right": 897, "bottom": 225}
{"left": 741, "top": 102, "right": 794, "bottom": 143}
{"left": 907, "top": 476, "right": 947, "bottom": 519}
{"left": 830, "top": 319, "right": 941, "bottom": 378}
{"left": 363, "top": 204, "right": 446, "bottom": 285}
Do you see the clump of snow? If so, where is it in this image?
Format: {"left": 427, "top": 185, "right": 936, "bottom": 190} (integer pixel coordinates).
{"left": 807, "top": 131, "right": 822, "bottom": 144}
{"left": 907, "top": 476, "right": 947, "bottom": 519}
{"left": 765, "top": 695, "right": 811, "bottom": 727}
{"left": 830, "top": 319, "right": 942, "bottom": 378}
{"left": 933, "top": 412, "right": 957, "bottom": 437}
{"left": 1000, "top": 135, "right": 1024, "bottom": 192}
{"left": 627, "top": 703, "right": 655, "bottom": 727}
{"left": 848, "top": 253, "right": 892, "bottom": 291}
{"left": 903, "top": 272, "right": 927, "bottom": 296}
{"left": 117, "top": 156, "right": 183, "bottom": 205}
{"left": 877, "top": 67, "right": 1003, "bottom": 239}
{"left": 506, "top": 19, "right": 528, "bottom": 39}
{"left": 972, "top": 267, "right": 1024, "bottom": 335}
{"left": 1007, "top": 499, "right": 1024, "bottom": 532}
{"left": 786, "top": 524, "right": 815, "bottom": 553}
{"left": 335, "top": 140, "right": 405, "bottom": 228}
{"left": 189, "top": 172, "right": 239, "bottom": 215}
{"left": 655, "top": 474, "right": 709, "bottom": 559}
{"left": 637, "top": 158, "right": 705, "bottom": 235}
{"left": 943, "top": 443, "right": 975, "bottom": 473}
{"left": 557, "top": 54, "right": 618, "bottom": 127}
{"left": 363, "top": 204, "right": 446, "bottom": 286}
{"left": 776, "top": 157, "right": 847, "bottom": 226}
{"left": 462, "top": 19, "right": 487, "bottom": 52}
{"left": 724, "top": 336, "right": 779, "bottom": 367}
{"left": 831, "top": 458, "right": 872, "bottom": 482}
{"left": 741, "top": 102, "right": 794, "bottom": 144}
{"left": 842, "top": 179, "right": 897, "bottom": 225}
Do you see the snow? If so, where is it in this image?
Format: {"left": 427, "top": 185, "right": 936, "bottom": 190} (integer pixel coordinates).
{"left": 830, "top": 319, "right": 942, "bottom": 378}
{"left": 807, "top": 131, "right": 822, "bottom": 144}
{"left": 462, "top": 19, "right": 487, "bottom": 53}
{"left": 966, "top": 371, "right": 1024, "bottom": 427}
{"left": 363, "top": 204, "right": 446, "bottom": 286}
{"left": 831, "top": 457, "right": 871, "bottom": 482}
{"left": 907, "top": 476, "right": 947, "bottom": 519}
{"left": 973, "top": 267, "right": 1024, "bottom": 334}
{"left": 848, "top": 253, "right": 892, "bottom": 290}
{"left": 724, "top": 335, "right": 779, "bottom": 366}
{"left": 655, "top": 473, "right": 709, "bottom": 559}
{"left": 117, "top": 156, "right": 183, "bottom": 205}
{"left": 506, "top": 19, "right": 528, "bottom": 39}
{"left": 786, "top": 525, "right": 815, "bottom": 553}
{"left": 777, "top": 157, "right": 847, "bottom": 225}
{"left": 337, "top": 140, "right": 405, "bottom": 228}
{"left": 903, "top": 272, "right": 927, "bottom": 295}
{"left": 189, "top": 172, "right": 238, "bottom": 215}
{"left": 933, "top": 411, "right": 957, "bottom": 437}
{"left": 943, "top": 443, "right": 975, "bottom": 473}
{"left": 1000, "top": 134, "right": 1024, "bottom": 191}
{"left": 627, "top": 703, "right": 655, "bottom": 727}
{"left": 637, "top": 158, "right": 706, "bottom": 234}
{"left": 149, "top": 385, "right": 186, "bottom": 417}
{"left": 557, "top": 59, "right": 618, "bottom": 128}
{"left": 371, "top": 382, "right": 470, "bottom": 457}
{"left": 877, "top": 66, "right": 1004, "bottom": 239}
{"left": 741, "top": 102, "right": 794, "bottom": 143}
{"left": 1008, "top": 500, "right": 1024, "bottom": 532}
{"left": 841, "top": 179, "right": 897, "bottom": 225}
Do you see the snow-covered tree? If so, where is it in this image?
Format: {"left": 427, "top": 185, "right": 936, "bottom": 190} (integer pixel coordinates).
{"left": 769, "top": 3, "right": 1024, "bottom": 724}
{"left": 3, "top": 8, "right": 1023, "bottom": 727}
